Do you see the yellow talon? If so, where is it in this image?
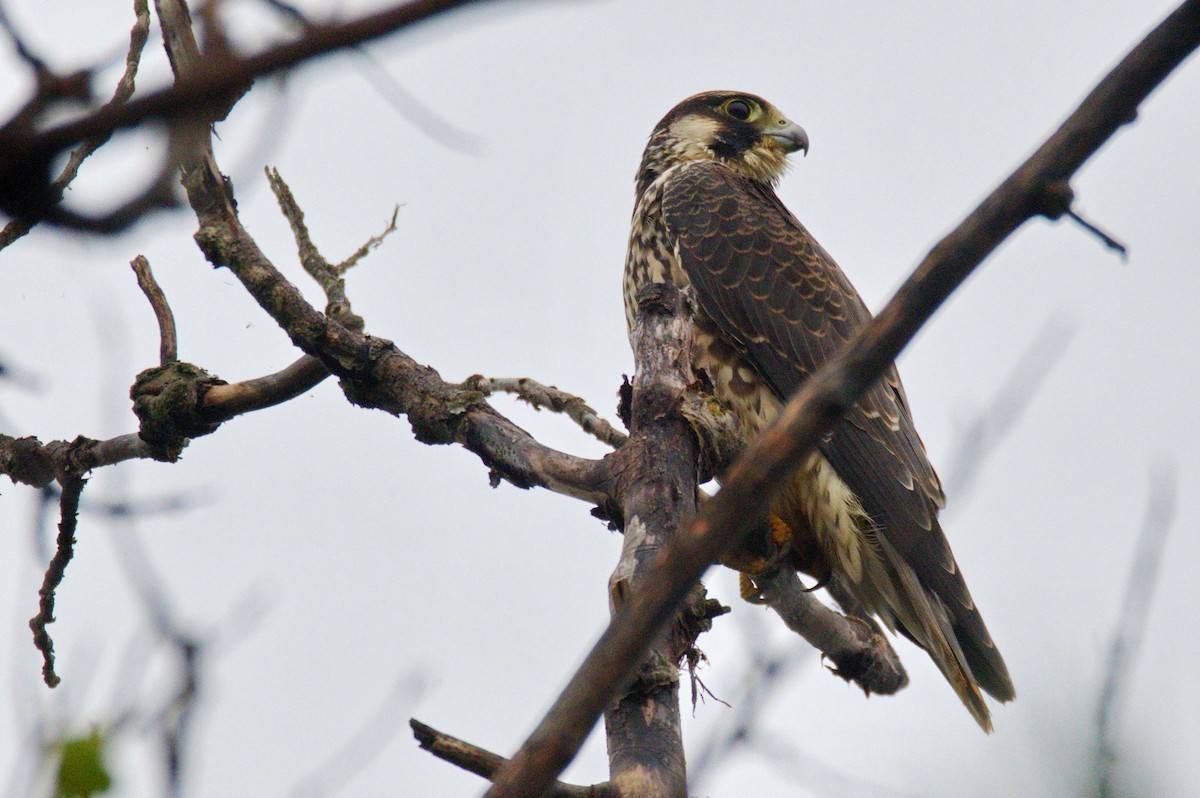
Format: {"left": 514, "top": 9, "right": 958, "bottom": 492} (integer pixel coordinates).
{"left": 769, "top": 515, "right": 793, "bottom": 547}
{"left": 739, "top": 572, "right": 765, "bottom": 604}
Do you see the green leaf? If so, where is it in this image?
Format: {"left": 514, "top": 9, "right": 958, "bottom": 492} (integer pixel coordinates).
{"left": 55, "top": 730, "right": 112, "bottom": 798}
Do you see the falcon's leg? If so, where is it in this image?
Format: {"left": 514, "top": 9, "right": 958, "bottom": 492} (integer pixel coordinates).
{"left": 737, "top": 515, "right": 799, "bottom": 604}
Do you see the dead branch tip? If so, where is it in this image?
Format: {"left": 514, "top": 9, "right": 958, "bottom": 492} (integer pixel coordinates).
{"left": 131, "top": 255, "right": 179, "bottom": 365}
{"left": 1066, "top": 208, "right": 1129, "bottom": 259}
{"left": 29, "top": 473, "right": 87, "bottom": 688}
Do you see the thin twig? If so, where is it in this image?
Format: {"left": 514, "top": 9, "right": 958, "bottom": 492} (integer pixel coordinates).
{"left": 263, "top": 0, "right": 484, "bottom": 154}
{"left": 753, "top": 734, "right": 927, "bottom": 798}
{"left": 485, "top": 5, "right": 1200, "bottom": 793}
{"left": 28, "top": 474, "right": 86, "bottom": 688}
{"left": 287, "top": 670, "right": 429, "bottom": 798}
{"left": 161, "top": 635, "right": 199, "bottom": 798}
{"left": 265, "top": 166, "right": 366, "bottom": 331}
{"left": 941, "top": 313, "right": 1076, "bottom": 508}
{"left": 687, "top": 644, "right": 808, "bottom": 790}
{"left": 463, "top": 375, "right": 629, "bottom": 449}
{"left": 131, "top": 255, "right": 179, "bottom": 365}
{"left": 1066, "top": 208, "right": 1128, "bottom": 259}
{"left": 1096, "top": 461, "right": 1177, "bottom": 798}
{"left": 335, "top": 206, "right": 400, "bottom": 274}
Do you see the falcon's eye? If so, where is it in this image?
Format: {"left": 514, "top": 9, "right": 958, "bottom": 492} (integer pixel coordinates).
{"left": 723, "top": 99, "right": 756, "bottom": 121}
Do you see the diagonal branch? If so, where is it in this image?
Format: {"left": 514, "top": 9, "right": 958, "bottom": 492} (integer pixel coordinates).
{"left": 410, "top": 720, "right": 617, "bottom": 798}
{"left": 484, "top": 4, "right": 1200, "bottom": 794}
{"left": 151, "top": 0, "right": 616, "bottom": 508}
{"left": 941, "top": 313, "right": 1076, "bottom": 508}
{"left": 755, "top": 569, "right": 907, "bottom": 696}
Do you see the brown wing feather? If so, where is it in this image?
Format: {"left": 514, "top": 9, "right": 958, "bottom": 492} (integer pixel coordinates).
{"left": 660, "top": 161, "right": 1014, "bottom": 705}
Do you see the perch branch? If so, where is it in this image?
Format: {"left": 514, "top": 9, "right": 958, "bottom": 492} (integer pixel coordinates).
{"left": 602, "top": 283, "right": 696, "bottom": 798}
{"left": 755, "top": 569, "right": 907, "bottom": 695}
{"left": 484, "top": 5, "right": 1200, "bottom": 794}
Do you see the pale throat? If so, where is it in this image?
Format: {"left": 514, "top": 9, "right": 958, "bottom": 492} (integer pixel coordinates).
{"left": 662, "top": 116, "right": 790, "bottom": 185}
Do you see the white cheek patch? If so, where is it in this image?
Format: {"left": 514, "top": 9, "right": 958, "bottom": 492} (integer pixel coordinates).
{"left": 667, "top": 115, "right": 721, "bottom": 158}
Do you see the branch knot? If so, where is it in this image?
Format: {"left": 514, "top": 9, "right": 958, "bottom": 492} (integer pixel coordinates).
{"left": 131, "top": 362, "right": 228, "bottom": 460}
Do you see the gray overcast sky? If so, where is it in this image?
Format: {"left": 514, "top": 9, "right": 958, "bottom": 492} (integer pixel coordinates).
{"left": 2, "top": 1, "right": 1198, "bottom": 796}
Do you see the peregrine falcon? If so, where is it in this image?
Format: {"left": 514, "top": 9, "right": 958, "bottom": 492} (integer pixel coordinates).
{"left": 623, "top": 91, "right": 1014, "bottom": 731}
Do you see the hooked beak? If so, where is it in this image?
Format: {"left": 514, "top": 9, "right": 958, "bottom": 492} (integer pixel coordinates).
{"left": 768, "top": 120, "right": 809, "bottom": 156}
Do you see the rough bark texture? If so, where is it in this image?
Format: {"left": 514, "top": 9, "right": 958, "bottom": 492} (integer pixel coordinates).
{"left": 603, "top": 284, "right": 698, "bottom": 798}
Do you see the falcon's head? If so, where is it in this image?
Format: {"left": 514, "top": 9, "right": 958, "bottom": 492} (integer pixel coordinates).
{"left": 636, "top": 91, "right": 809, "bottom": 194}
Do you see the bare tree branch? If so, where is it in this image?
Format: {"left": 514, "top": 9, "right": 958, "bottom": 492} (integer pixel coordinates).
{"left": 0, "top": 0, "right": 152, "bottom": 246}
{"left": 409, "top": 720, "right": 617, "bottom": 798}
{"left": 484, "top": 5, "right": 1200, "bottom": 794}
{"left": 1096, "top": 461, "right": 1177, "bottom": 798}
{"left": 463, "top": 375, "right": 629, "bottom": 449}
{"left": 200, "top": 356, "right": 329, "bottom": 421}
{"left": 0, "top": 0, "right": 488, "bottom": 229}
{"left": 941, "top": 313, "right": 1076, "bottom": 508}
{"left": 130, "top": 255, "right": 179, "bottom": 366}
{"left": 1, "top": 434, "right": 153, "bottom": 488}
{"left": 752, "top": 735, "right": 926, "bottom": 798}
{"left": 28, "top": 473, "right": 86, "bottom": 688}
{"left": 136, "top": 0, "right": 617, "bottom": 506}
{"left": 288, "top": 670, "right": 428, "bottom": 798}
{"left": 602, "top": 284, "right": 697, "bottom": 798}
{"left": 0, "top": 351, "right": 334, "bottom": 489}
{"left": 754, "top": 569, "right": 907, "bottom": 696}
{"left": 262, "top": 0, "right": 485, "bottom": 154}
